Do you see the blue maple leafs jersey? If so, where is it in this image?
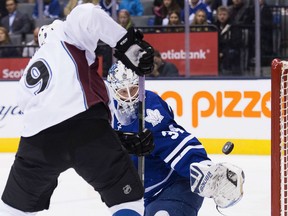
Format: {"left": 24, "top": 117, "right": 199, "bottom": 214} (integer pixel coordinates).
{"left": 111, "top": 90, "right": 211, "bottom": 203}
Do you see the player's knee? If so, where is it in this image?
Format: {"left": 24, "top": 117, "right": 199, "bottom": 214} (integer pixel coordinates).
{"left": 99, "top": 166, "right": 144, "bottom": 207}
{"left": 154, "top": 210, "right": 170, "bottom": 216}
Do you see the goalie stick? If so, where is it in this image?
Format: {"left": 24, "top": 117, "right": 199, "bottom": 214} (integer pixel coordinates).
{"left": 138, "top": 75, "right": 145, "bottom": 185}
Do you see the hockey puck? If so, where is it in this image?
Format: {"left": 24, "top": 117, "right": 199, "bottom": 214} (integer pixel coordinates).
{"left": 222, "top": 141, "right": 234, "bottom": 155}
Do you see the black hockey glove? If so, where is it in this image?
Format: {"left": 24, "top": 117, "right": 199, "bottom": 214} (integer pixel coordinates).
{"left": 114, "top": 27, "right": 154, "bottom": 76}
{"left": 115, "top": 128, "right": 155, "bottom": 156}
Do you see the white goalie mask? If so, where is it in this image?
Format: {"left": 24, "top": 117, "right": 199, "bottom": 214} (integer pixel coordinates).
{"left": 107, "top": 61, "right": 139, "bottom": 124}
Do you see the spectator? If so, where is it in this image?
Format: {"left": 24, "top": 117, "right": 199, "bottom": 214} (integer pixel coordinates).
{"left": 154, "top": 0, "right": 184, "bottom": 9}
{"left": 163, "top": 9, "right": 184, "bottom": 32}
{"left": 176, "top": 0, "right": 184, "bottom": 9}
{"left": 119, "top": 0, "right": 143, "bottom": 16}
{"left": 180, "top": 0, "right": 212, "bottom": 24}
{"left": 227, "top": 0, "right": 253, "bottom": 74}
{"left": 117, "top": 9, "right": 133, "bottom": 29}
{"left": 153, "top": 0, "right": 161, "bottom": 7}
{"left": 204, "top": 0, "right": 213, "bottom": 12}
{"left": 258, "top": 0, "right": 273, "bottom": 66}
{"left": 150, "top": 49, "right": 179, "bottom": 77}
{"left": 1, "top": 0, "right": 32, "bottom": 35}
{"left": 0, "top": 26, "right": 20, "bottom": 57}
{"left": 153, "top": 0, "right": 181, "bottom": 26}
{"left": 167, "top": 9, "right": 182, "bottom": 25}
{"left": 99, "top": 0, "right": 119, "bottom": 16}
{"left": 228, "top": 0, "right": 252, "bottom": 25}
{"left": 191, "top": 8, "right": 208, "bottom": 24}
{"left": 0, "top": 0, "right": 8, "bottom": 20}
{"left": 214, "top": 6, "right": 242, "bottom": 75}
{"left": 63, "top": 0, "right": 99, "bottom": 17}
{"left": 211, "top": 0, "right": 233, "bottom": 14}
{"left": 22, "top": 27, "right": 39, "bottom": 57}
{"left": 190, "top": 8, "right": 209, "bottom": 31}
{"left": 248, "top": 0, "right": 273, "bottom": 67}
{"left": 32, "top": 0, "right": 61, "bottom": 19}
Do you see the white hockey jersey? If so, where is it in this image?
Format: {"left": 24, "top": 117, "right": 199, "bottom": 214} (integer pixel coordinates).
{"left": 18, "top": 4, "right": 126, "bottom": 137}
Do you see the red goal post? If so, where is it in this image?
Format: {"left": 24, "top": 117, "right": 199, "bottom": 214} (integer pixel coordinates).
{"left": 271, "top": 58, "right": 288, "bottom": 216}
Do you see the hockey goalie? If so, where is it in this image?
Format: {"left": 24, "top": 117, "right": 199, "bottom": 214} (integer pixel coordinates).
{"left": 106, "top": 60, "right": 245, "bottom": 216}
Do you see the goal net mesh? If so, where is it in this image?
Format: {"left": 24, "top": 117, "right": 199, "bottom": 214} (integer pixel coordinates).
{"left": 272, "top": 59, "right": 288, "bottom": 216}
{"left": 280, "top": 61, "right": 288, "bottom": 216}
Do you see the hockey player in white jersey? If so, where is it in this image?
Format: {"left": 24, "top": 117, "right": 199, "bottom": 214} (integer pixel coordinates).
{"left": 0, "top": 3, "right": 155, "bottom": 216}
{"left": 106, "top": 61, "right": 245, "bottom": 216}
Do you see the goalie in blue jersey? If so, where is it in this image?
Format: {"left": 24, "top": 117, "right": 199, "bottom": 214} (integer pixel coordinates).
{"left": 106, "top": 60, "right": 245, "bottom": 216}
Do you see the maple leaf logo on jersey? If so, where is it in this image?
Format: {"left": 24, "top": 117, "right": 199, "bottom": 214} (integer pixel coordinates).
{"left": 145, "top": 109, "right": 164, "bottom": 127}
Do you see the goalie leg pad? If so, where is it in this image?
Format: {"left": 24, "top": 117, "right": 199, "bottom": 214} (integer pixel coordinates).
{"left": 190, "top": 162, "right": 245, "bottom": 208}
{"left": 154, "top": 210, "right": 170, "bottom": 216}
{"left": 112, "top": 208, "right": 142, "bottom": 216}
{"left": 110, "top": 199, "right": 144, "bottom": 216}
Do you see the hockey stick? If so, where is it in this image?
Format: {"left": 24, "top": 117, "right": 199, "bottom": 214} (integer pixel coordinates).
{"left": 138, "top": 75, "right": 145, "bottom": 185}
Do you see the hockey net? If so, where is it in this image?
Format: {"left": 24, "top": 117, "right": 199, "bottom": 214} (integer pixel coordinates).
{"left": 271, "top": 58, "right": 288, "bottom": 216}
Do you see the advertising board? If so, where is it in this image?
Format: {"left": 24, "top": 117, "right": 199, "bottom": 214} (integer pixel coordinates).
{"left": 0, "top": 79, "right": 270, "bottom": 154}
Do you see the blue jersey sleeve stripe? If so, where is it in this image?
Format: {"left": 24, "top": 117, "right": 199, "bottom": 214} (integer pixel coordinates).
{"left": 170, "top": 145, "right": 205, "bottom": 169}
{"left": 144, "top": 169, "right": 174, "bottom": 193}
{"left": 164, "top": 134, "right": 195, "bottom": 163}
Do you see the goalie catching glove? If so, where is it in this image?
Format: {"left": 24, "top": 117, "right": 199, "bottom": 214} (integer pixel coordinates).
{"left": 114, "top": 27, "right": 154, "bottom": 76}
{"left": 115, "top": 128, "right": 154, "bottom": 156}
{"left": 190, "top": 162, "right": 245, "bottom": 208}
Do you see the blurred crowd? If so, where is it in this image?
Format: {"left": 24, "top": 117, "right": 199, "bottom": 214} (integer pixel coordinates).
{"left": 0, "top": 0, "right": 286, "bottom": 77}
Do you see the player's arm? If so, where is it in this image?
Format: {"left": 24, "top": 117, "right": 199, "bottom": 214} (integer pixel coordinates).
{"left": 137, "top": 92, "right": 245, "bottom": 210}
{"left": 63, "top": 4, "right": 154, "bottom": 76}
{"left": 93, "top": 8, "right": 154, "bottom": 76}
{"left": 115, "top": 129, "right": 154, "bottom": 156}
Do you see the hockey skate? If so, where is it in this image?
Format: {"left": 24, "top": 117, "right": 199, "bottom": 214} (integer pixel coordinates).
{"left": 190, "top": 162, "right": 245, "bottom": 208}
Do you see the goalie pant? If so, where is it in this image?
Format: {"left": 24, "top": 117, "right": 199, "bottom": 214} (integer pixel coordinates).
{"left": 109, "top": 89, "right": 212, "bottom": 216}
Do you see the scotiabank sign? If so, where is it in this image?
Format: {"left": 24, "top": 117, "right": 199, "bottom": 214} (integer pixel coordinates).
{"left": 144, "top": 32, "right": 218, "bottom": 76}
{"left": 0, "top": 58, "right": 29, "bottom": 80}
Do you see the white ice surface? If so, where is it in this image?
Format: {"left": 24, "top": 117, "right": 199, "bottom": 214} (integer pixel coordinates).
{"left": 0, "top": 154, "right": 270, "bottom": 216}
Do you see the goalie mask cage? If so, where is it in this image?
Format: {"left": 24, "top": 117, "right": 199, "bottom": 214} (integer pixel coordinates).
{"left": 271, "top": 58, "right": 288, "bottom": 216}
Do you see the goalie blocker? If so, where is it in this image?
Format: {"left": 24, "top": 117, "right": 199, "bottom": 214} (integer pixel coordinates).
{"left": 190, "top": 162, "right": 245, "bottom": 208}
{"left": 115, "top": 129, "right": 155, "bottom": 156}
